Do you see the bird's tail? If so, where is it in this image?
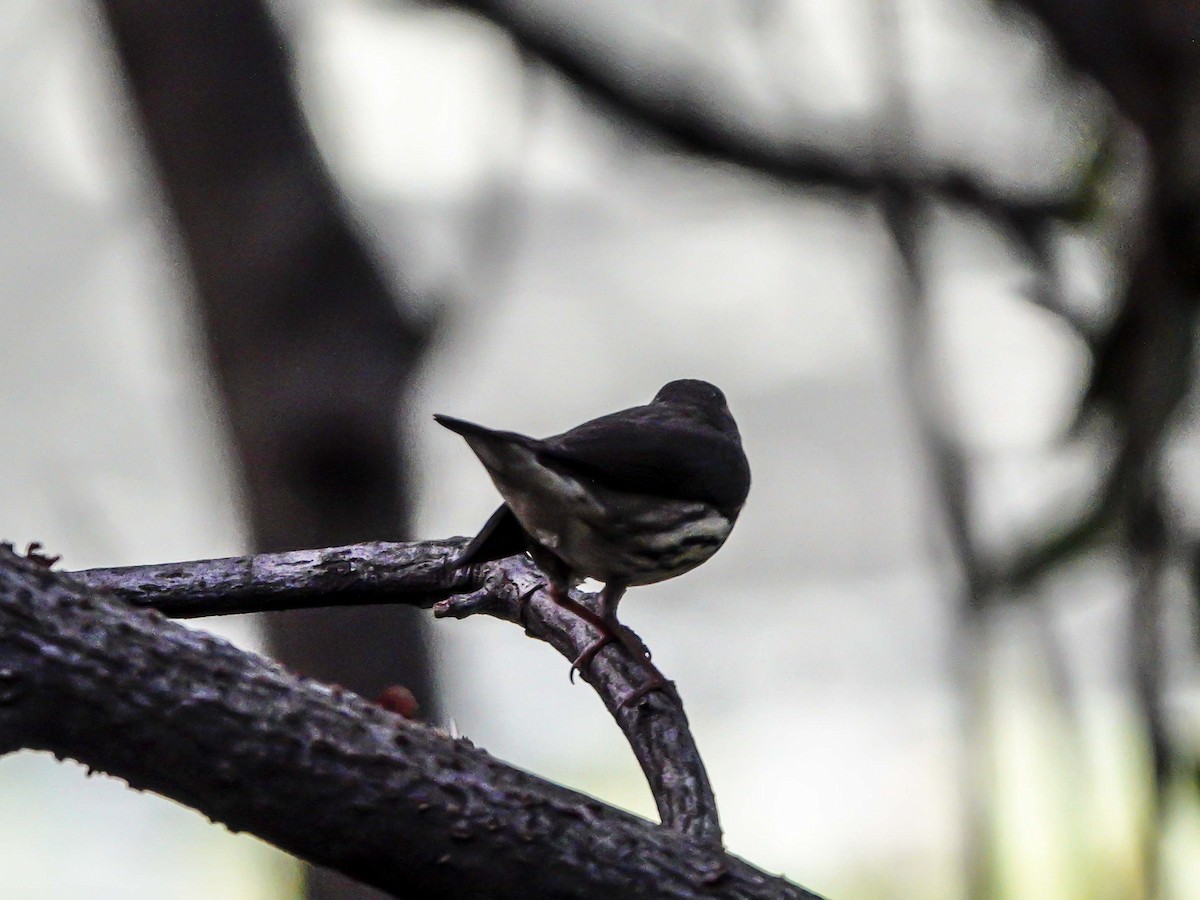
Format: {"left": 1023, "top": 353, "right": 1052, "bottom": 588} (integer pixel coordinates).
{"left": 434, "top": 413, "right": 542, "bottom": 471}
{"left": 433, "top": 414, "right": 500, "bottom": 441}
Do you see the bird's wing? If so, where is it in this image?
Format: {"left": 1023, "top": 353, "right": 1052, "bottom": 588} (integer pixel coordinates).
{"left": 537, "top": 407, "right": 750, "bottom": 515}
{"left": 454, "top": 503, "right": 530, "bottom": 567}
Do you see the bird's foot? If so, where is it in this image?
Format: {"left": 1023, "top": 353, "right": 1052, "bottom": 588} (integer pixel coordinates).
{"left": 612, "top": 622, "right": 653, "bottom": 662}
{"left": 618, "top": 670, "right": 673, "bottom": 709}
{"left": 549, "top": 587, "right": 662, "bottom": 697}
{"left": 611, "top": 623, "right": 673, "bottom": 707}
{"left": 549, "top": 588, "right": 617, "bottom": 682}
{"left": 569, "top": 632, "right": 615, "bottom": 683}
{"left": 624, "top": 676, "right": 672, "bottom": 710}
{"left": 569, "top": 619, "right": 655, "bottom": 683}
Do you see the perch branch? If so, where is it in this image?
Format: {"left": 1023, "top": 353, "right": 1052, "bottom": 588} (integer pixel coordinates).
{"left": 70, "top": 539, "right": 723, "bottom": 844}
{"left": 0, "top": 545, "right": 819, "bottom": 899}
{"left": 73, "top": 539, "right": 473, "bottom": 618}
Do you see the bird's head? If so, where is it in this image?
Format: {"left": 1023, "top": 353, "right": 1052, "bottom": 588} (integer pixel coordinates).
{"left": 651, "top": 379, "right": 738, "bottom": 435}
{"left": 652, "top": 379, "right": 726, "bottom": 407}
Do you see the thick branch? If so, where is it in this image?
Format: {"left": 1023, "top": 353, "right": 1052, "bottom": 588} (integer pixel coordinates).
{"left": 0, "top": 546, "right": 819, "bottom": 899}
{"left": 72, "top": 541, "right": 722, "bottom": 844}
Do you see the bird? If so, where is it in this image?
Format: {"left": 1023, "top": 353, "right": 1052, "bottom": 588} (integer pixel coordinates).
{"left": 435, "top": 379, "right": 750, "bottom": 707}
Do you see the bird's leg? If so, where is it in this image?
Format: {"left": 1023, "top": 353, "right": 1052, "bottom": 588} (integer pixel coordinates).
{"left": 584, "top": 584, "right": 673, "bottom": 708}
{"left": 597, "top": 584, "right": 655, "bottom": 661}
{"left": 548, "top": 581, "right": 672, "bottom": 705}
{"left": 569, "top": 625, "right": 615, "bottom": 679}
{"left": 546, "top": 582, "right": 622, "bottom": 683}
{"left": 529, "top": 550, "right": 619, "bottom": 678}
{"left": 570, "top": 582, "right": 646, "bottom": 677}
{"left": 602, "top": 587, "right": 675, "bottom": 708}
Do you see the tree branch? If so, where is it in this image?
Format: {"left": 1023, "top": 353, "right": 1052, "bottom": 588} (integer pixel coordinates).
{"left": 72, "top": 539, "right": 473, "bottom": 619}
{"left": 70, "top": 540, "right": 723, "bottom": 845}
{"left": 447, "top": 0, "right": 1081, "bottom": 230}
{"left": 0, "top": 545, "right": 819, "bottom": 899}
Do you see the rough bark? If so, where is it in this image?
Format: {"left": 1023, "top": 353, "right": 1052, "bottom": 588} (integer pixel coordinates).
{"left": 0, "top": 546, "right": 820, "bottom": 900}
{"left": 73, "top": 539, "right": 722, "bottom": 844}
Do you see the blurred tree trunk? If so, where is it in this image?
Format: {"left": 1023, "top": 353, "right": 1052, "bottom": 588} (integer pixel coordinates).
{"left": 1011, "top": 2, "right": 1200, "bottom": 894}
{"left": 96, "top": 2, "right": 437, "bottom": 897}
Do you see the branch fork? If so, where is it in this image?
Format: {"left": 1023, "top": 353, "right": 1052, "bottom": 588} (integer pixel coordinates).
{"left": 0, "top": 542, "right": 821, "bottom": 898}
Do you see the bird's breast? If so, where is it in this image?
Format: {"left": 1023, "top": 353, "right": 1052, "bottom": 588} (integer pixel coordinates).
{"left": 499, "top": 470, "right": 733, "bottom": 586}
{"left": 464, "top": 434, "right": 738, "bottom": 586}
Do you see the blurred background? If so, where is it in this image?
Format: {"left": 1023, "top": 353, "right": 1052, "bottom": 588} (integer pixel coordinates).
{"left": 1, "top": 0, "right": 1199, "bottom": 897}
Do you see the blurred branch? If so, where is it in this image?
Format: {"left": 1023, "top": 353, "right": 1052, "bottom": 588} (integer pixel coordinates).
{"left": 1, "top": 546, "right": 819, "bottom": 900}
{"left": 1007, "top": 0, "right": 1175, "bottom": 135}
{"left": 998, "top": 7, "right": 1200, "bottom": 891}
{"left": 880, "top": 182, "right": 998, "bottom": 900}
{"left": 995, "top": 490, "right": 1118, "bottom": 590}
{"left": 448, "top": 0, "right": 1082, "bottom": 227}
{"left": 72, "top": 539, "right": 724, "bottom": 845}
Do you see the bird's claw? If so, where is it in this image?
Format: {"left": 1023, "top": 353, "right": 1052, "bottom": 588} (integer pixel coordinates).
{"left": 568, "top": 620, "right": 656, "bottom": 685}
{"left": 569, "top": 633, "right": 615, "bottom": 683}
{"left": 614, "top": 623, "right": 652, "bottom": 661}
{"left": 617, "top": 674, "right": 672, "bottom": 710}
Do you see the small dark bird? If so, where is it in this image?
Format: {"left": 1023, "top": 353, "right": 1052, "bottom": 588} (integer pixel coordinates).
{"left": 435, "top": 379, "right": 750, "bottom": 706}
